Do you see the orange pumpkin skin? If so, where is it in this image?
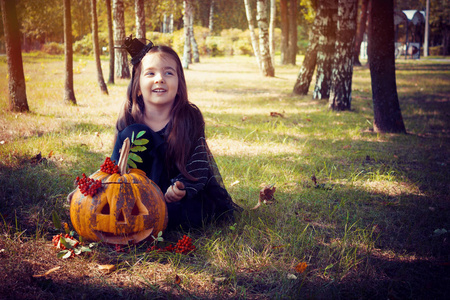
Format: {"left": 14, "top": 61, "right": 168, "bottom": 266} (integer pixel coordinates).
{"left": 70, "top": 168, "right": 168, "bottom": 245}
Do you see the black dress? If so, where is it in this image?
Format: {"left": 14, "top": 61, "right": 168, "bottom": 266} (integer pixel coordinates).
{"left": 111, "top": 123, "right": 240, "bottom": 230}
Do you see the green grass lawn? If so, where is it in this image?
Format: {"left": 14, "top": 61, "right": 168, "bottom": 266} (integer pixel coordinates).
{"left": 0, "top": 53, "right": 449, "bottom": 299}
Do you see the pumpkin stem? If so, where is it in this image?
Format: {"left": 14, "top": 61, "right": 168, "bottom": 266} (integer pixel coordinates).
{"left": 118, "top": 137, "right": 131, "bottom": 175}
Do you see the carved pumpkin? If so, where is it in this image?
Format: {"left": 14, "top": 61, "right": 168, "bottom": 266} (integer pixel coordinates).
{"left": 70, "top": 138, "right": 168, "bottom": 245}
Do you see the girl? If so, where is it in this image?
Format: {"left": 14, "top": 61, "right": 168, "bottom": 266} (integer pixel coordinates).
{"left": 110, "top": 36, "right": 240, "bottom": 230}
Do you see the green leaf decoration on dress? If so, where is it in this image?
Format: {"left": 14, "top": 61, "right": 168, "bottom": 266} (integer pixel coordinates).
{"left": 127, "top": 131, "right": 150, "bottom": 169}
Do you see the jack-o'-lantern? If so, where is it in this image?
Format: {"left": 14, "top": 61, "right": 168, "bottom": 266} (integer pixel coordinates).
{"left": 70, "top": 138, "right": 168, "bottom": 245}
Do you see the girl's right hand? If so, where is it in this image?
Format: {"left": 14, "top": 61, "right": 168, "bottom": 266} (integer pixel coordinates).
{"left": 165, "top": 181, "right": 186, "bottom": 203}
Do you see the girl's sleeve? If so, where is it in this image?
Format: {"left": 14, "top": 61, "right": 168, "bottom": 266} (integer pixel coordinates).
{"left": 172, "top": 136, "right": 210, "bottom": 201}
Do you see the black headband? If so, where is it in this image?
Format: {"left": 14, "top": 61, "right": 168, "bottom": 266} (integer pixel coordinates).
{"left": 119, "top": 34, "right": 154, "bottom": 66}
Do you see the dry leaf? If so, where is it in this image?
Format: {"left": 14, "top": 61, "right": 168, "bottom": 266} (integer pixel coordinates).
{"left": 294, "top": 262, "right": 307, "bottom": 273}
{"left": 32, "top": 266, "right": 61, "bottom": 278}
{"left": 270, "top": 112, "right": 284, "bottom": 118}
{"left": 175, "top": 274, "right": 182, "bottom": 285}
{"left": 98, "top": 264, "right": 115, "bottom": 273}
{"left": 230, "top": 180, "right": 240, "bottom": 186}
{"left": 48, "top": 150, "right": 54, "bottom": 158}
{"left": 252, "top": 184, "right": 276, "bottom": 210}
{"left": 287, "top": 273, "right": 297, "bottom": 280}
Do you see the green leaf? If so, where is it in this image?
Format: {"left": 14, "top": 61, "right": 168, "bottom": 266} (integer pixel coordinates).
{"left": 60, "top": 236, "right": 78, "bottom": 249}
{"left": 74, "top": 248, "right": 82, "bottom": 255}
{"left": 130, "top": 146, "right": 147, "bottom": 152}
{"left": 128, "top": 153, "right": 143, "bottom": 163}
{"left": 57, "top": 250, "right": 69, "bottom": 258}
{"left": 89, "top": 242, "right": 97, "bottom": 248}
{"left": 81, "top": 246, "right": 92, "bottom": 252}
{"left": 131, "top": 131, "right": 135, "bottom": 143}
{"left": 127, "top": 159, "right": 137, "bottom": 169}
{"left": 133, "top": 138, "right": 149, "bottom": 146}
{"left": 62, "top": 250, "right": 73, "bottom": 259}
{"left": 136, "top": 130, "right": 146, "bottom": 139}
{"left": 52, "top": 210, "right": 61, "bottom": 230}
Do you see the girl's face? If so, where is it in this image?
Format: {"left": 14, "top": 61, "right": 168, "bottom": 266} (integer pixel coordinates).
{"left": 139, "top": 53, "right": 179, "bottom": 111}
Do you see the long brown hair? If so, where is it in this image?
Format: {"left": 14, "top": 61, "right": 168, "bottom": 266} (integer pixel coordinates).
{"left": 114, "top": 46, "right": 204, "bottom": 181}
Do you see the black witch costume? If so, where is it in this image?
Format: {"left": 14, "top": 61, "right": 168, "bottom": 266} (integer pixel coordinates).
{"left": 113, "top": 36, "right": 240, "bottom": 230}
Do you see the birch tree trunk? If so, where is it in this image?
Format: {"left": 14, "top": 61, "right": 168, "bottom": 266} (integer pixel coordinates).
{"left": 64, "top": 0, "right": 77, "bottom": 104}
{"left": 190, "top": 9, "right": 200, "bottom": 63}
{"left": 292, "top": 5, "right": 323, "bottom": 95}
{"left": 244, "top": 0, "right": 261, "bottom": 69}
{"left": 353, "top": 0, "right": 369, "bottom": 66}
{"left": 209, "top": 0, "right": 214, "bottom": 34}
{"left": 182, "top": 0, "right": 192, "bottom": 69}
{"left": 368, "top": 0, "right": 406, "bottom": 133}
{"left": 0, "top": 0, "right": 29, "bottom": 112}
{"left": 269, "top": 0, "right": 276, "bottom": 66}
{"left": 313, "top": 1, "right": 337, "bottom": 100}
{"left": 135, "top": 0, "right": 145, "bottom": 43}
{"left": 105, "top": 0, "right": 115, "bottom": 84}
{"left": 257, "top": 0, "right": 275, "bottom": 77}
{"left": 113, "top": 0, "right": 130, "bottom": 79}
{"left": 91, "top": 0, "right": 108, "bottom": 95}
{"left": 329, "top": 0, "right": 357, "bottom": 110}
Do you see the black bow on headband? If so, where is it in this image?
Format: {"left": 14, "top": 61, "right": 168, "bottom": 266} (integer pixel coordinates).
{"left": 118, "top": 34, "right": 154, "bottom": 66}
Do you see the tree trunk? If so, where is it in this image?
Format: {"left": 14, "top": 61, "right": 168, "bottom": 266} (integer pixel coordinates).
{"left": 353, "top": 0, "right": 369, "bottom": 66}
{"left": 280, "top": 0, "right": 289, "bottom": 64}
{"left": 190, "top": 7, "right": 200, "bottom": 63}
{"left": 269, "top": 0, "right": 276, "bottom": 66}
{"left": 106, "top": 0, "right": 115, "bottom": 84}
{"left": 209, "top": 0, "right": 214, "bottom": 34}
{"left": 63, "top": 0, "right": 77, "bottom": 105}
{"left": 313, "top": 1, "right": 337, "bottom": 100}
{"left": 182, "top": 0, "right": 192, "bottom": 69}
{"left": 257, "top": 0, "right": 275, "bottom": 77}
{"left": 91, "top": 0, "right": 108, "bottom": 95}
{"left": 292, "top": 5, "right": 323, "bottom": 95}
{"left": 244, "top": 0, "right": 261, "bottom": 69}
{"left": 135, "top": 0, "right": 145, "bottom": 43}
{"left": 0, "top": 0, "right": 29, "bottom": 112}
{"left": 287, "top": 0, "right": 298, "bottom": 65}
{"left": 329, "top": 0, "right": 357, "bottom": 111}
{"left": 368, "top": 0, "right": 406, "bottom": 133}
{"left": 113, "top": 0, "right": 130, "bottom": 79}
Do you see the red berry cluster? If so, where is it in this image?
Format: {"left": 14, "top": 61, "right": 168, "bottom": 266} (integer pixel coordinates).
{"left": 147, "top": 235, "right": 196, "bottom": 254}
{"left": 76, "top": 173, "right": 102, "bottom": 196}
{"left": 175, "top": 235, "right": 196, "bottom": 254}
{"left": 52, "top": 233, "right": 78, "bottom": 258}
{"left": 100, "top": 157, "right": 119, "bottom": 174}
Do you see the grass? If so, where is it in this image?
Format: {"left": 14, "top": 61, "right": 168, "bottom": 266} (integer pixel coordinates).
{"left": 0, "top": 53, "right": 449, "bottom": 299}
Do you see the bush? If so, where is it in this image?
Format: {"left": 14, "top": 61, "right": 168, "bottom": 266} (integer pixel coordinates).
{"left": 41, "top": 42, "right": 64, "bottom": 55}
{"left": 429, "top": 45, "right": 443, "bottom": 56}
{"left": 73, "top": 32, "right": 109, "bottom": 55}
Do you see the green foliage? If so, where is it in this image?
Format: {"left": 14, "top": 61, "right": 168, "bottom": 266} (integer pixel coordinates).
{"left": 41, "top": 42, "right": 64, "bottom": 55}
{"left": 73, "top": 32, "right": 109, "bottom": 55}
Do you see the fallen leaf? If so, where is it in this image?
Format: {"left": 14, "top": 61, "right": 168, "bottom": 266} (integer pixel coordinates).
{"left": 230, "top": 180, "right": 240, "bottom": 186}
{"left": 294, "top": 262, "right": 307, "bottom": 273}
{"left": 343, "top": 145, "right": 351, "bottom": 149}
{"left": 270, "top": 112, "right": 284, "bottom": 118}
{"left": 175, "top": 274, "right": 182, "bottom": 285}
{"left": 98, "top": 264, "right": 115, "bottom": 273}
{"left": 252, "top": 184, "right": 276, "bottom": 210}
{"left": 287, "top": 273, "right": 297, "bottom": 280}
{"left": 48, "top": 150, "right": 54, "bottom": 158}
{"left": 214, "top": 277, "right": 227, "bottom": 283}
{"left": 32, "top": 266, "right": 61, "bottom": 278}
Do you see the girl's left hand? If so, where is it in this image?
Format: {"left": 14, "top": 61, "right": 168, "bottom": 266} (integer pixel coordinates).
{"left": 165, "top": 181, "right": 186, "bottom": 203}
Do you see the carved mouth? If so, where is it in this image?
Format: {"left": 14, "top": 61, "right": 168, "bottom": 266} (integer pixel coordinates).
{"left": 94, "top": 228, "right": 154, "bottom": 245}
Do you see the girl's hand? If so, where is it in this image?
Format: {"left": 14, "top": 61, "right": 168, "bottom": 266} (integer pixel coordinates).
{"left": 165, "top": 181, "right": 186, "bottom": 203}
